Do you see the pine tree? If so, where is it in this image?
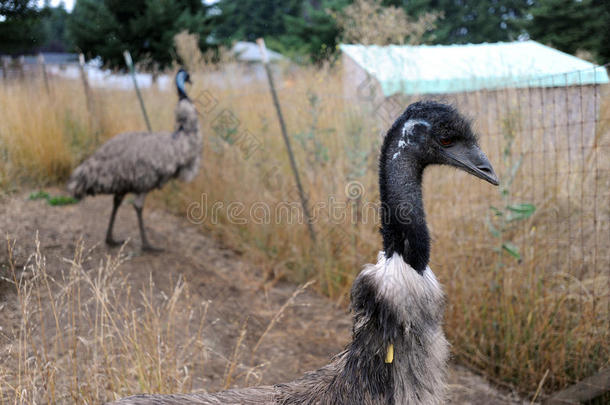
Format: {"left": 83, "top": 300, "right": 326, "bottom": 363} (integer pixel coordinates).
{"left": 0, "top": 0, "right": 45, "bottom": 54}
{"left": 212, "top": 0, "right": 302, "bottom": 44}
{"left": 40, "top": 3, "right": 74, "bottom": 52}
{"left": 596, "top": 0, "right": 610, "bottom": 63}
{"left": 395, "top": 0, "right": 531, "bottom": 44}
{"left": 68, "top": 0, "right": 213, "bottom": 69}
{"left": 278, "top": 0, "right": 349, "bottom": 63}
{"left": 528, "top": 0, "right": 607, "bottom": 63}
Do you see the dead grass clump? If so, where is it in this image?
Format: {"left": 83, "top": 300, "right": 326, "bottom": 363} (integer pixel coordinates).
{"left": 0, "top": 82, "right": 76, "bottom": 183}
{"left": 0, "top": 237, "right": 322, "bottom": 404}
{"left": 0, "top": 238, "right": 208, "bottom": 403}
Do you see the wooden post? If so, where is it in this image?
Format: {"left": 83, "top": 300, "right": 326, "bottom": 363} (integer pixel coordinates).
{"left": 123, "top": 50, "right": 152, "bottom": 133}
{"left": 37, "top": 53, "right": 50, "bottom": 94}
{"left": 17, "top": 56, "right": 25, "bottom": 80}
{"left": 1, "top": 56, "right": 9, "bottom": 81}
{"left": 78, "top": 53, "right": 98, "bottom": 144}
{"left": 78, "top": 54, "right": 93, "bottom": 113}
{"left": 257, "top": 38, "right": 316, "bottom": 243}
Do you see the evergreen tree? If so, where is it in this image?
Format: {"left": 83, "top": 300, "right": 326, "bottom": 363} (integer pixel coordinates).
{"left": 68, "top": 0, "right": 213, "bottom": 69}
{"left": 528, "top": 0, "right": 607, "bottom": 63}
{"left": 277, "top": 0, "right": 349, "bottom": 63}
{"left": 40, "top": 3, "right": 74, "bottom": 52}
{"left": 596, "top": 0, "right": 610, "bottom": 63}
{"left": 212, "top": 0, "right": 302, "bottom": 44}
{"left": 0, "top": 0, "right": 45, "bottom": 54}
{"left": 394, "top": 0, "right": 530, "bottom": 44}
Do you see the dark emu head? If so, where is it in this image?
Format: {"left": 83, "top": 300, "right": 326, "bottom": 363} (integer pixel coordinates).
{"left": 379, "top": 101, "right": 499, "bottom": 273}
{"left": 175, "top": 68, "right": 192, "bottom": 100}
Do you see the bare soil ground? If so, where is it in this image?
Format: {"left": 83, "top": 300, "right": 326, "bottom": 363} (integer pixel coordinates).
{"left": 0, "top": 190, "right": 527, "bottom": 404}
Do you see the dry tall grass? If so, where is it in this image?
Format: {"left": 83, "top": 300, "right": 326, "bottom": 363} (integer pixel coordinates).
{"left": 0, "top": 239, "right": 209, "bottom": 403}
{"left": 0, "top": 56, "right": 608, "bottom": 398}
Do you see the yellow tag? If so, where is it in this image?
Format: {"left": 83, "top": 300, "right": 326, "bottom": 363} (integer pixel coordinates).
{"left": 385, "top": 343, "right": 394, "bottom": 364}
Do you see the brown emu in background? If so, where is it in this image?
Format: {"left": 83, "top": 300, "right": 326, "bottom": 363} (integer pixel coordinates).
{"left": 67, "top": 69, "right": 202, "bottom": 251}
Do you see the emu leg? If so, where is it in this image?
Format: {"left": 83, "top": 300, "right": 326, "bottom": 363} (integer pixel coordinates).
{"left": 106, "top": 194, "right": 125, "bottom": 247}
{"left": 133, "top": 193, "right": 163, "bottom": 252}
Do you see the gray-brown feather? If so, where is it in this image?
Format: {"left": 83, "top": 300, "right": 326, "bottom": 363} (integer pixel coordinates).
{"left": 67, "top": 99, "right": 201, "bottom": 198}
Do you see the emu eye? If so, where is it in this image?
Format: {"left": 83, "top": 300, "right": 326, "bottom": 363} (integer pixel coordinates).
{"left": 439, "top": 138, "right": 453, "bottom": 147}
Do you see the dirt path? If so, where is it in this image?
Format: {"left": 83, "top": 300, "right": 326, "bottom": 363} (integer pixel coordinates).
{"left": 0, "top": 190, "right": 526, "bottom": 404}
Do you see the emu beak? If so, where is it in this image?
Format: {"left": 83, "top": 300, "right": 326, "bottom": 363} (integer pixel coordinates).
{"left": 444, "top": 144, "right": 499, "bottom": 186}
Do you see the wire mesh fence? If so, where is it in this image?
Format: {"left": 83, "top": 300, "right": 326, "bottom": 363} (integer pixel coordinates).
{"left": 416, "top": 65, "right": 609, "bottom": 281}
{"left": 225, "top": 62, "right": 610, "bottom": 394}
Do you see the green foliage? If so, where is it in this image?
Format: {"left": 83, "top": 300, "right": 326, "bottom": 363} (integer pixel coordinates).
{"left": 505, "top": 203, "right": 536, "bottom": 222}
{"left": 212, "top": 0, "right": 347, "bottom": 64}
{"left": 67, "top": 0, "right": 118, "bottom": 60}
{"left": 293, "top": 90, "right": 333, "bottom": 168}
{"left": 279, "top": 0, "right": 349, "bottom": 63}
{"left": 29, "top": 190, "right": 78, "bottom": 206}
{"left": 486, "top": 114, "right": 536, "bottom": 262}
{"left": 28, "top": 190, "right": 51, "bottom": 200}
{"left": 39, "top": 3, "right": 73, "bottom": 52}
{"left": 528, "top": 0, "right": 608, "bottom": 63}
{"left": 68, "top": 0, "right": 214, "bottom": 69}
{"left": 47, "top": 195, "right": 79, "bottom": 206}
{"left": 217, "top": 0, "right": 608, "bottom": 63}
{"left": 396, "top": 0, "right": 531, "bottom": 44}
{"left": 212, "top": 0, "right": 301, "bottom": 44}
{"left": 598, "top": 1, "right": 610, "bottom": 63}
{"left": 0, "top": 0, "right": 45, "bottom": 54}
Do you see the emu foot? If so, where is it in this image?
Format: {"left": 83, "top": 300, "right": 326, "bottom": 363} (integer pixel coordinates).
{"left": 142, "top": 243, "right": 164, "bottom": 253}
{"left": 105, "top": 238, "right": 125, "bottom": 247}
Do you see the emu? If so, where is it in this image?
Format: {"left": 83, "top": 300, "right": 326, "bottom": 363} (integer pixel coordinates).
{"left": 108, "top": 101, "right": 498, "bottom": 404}
{"left": 67, "top": 69, "right": 201, "bottom": 252}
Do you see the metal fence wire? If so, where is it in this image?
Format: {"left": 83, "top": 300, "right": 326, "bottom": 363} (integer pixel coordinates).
{"left": 261, "top": 62, "right": 609, "bottom": 395}
{"left": 439, "top": 67, "right": 608, "bottom": 284}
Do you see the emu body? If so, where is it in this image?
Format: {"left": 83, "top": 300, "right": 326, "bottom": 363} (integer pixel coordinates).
{"left": 108, "top": 101, "right": 498, "bottom": 404}
{"left": 67, "top": 70, "right": 201, "bottom": 251}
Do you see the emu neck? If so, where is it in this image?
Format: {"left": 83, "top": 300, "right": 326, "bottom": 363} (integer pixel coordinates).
{"left": 330, "top": 253, "right": 447, "bottom": 404}
{"left": 379, "top": 150, "right": 430, "bottom": 273}
{"left": 174, "top": 99, "right": 199, "bottom": 136}
{"left": 177, "top": 87, "right": 188, "bottom": 101}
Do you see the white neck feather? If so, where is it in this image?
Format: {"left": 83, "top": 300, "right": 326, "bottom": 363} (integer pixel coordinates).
{"left": 362, "top": 252, "right": 443, "bottom": 318}
{"left": 361, "top": 252, "right": 449, "bottom": 404}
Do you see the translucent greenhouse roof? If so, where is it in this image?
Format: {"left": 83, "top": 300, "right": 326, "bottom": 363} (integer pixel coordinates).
{"left": 340, "top": 41, "right": 609, "bottom": 96}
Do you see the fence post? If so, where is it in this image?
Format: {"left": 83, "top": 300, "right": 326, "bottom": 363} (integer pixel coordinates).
{"left": 256, "top": 38, "right": 316, "bottom": 243}
{"left": 1, "top": 56, "right": 9, "bottom": 81}
{"left": 78, "top": 53, "right": 98, "bottom": 144}
{"left": 123, "top": 50, "right": 152, "bottom": 133}
{"left": 17, "top": 56, "right": 25, "bottom": 80}
{"left": 37, "top": 53, "right": 50, "bottom": 94}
